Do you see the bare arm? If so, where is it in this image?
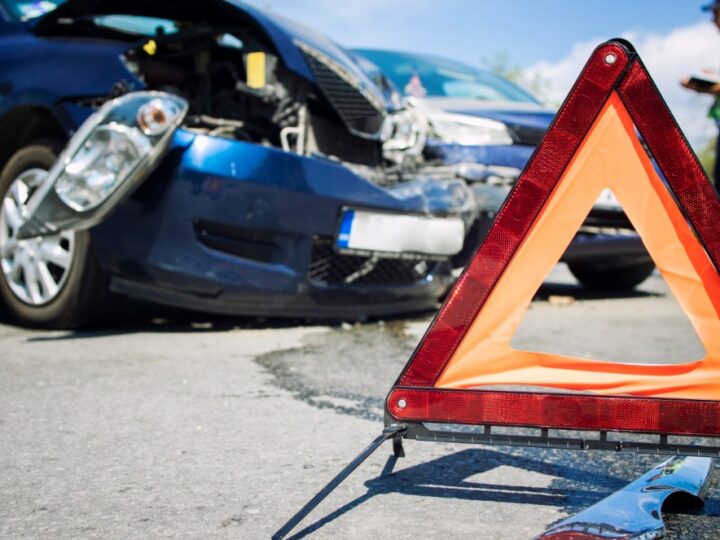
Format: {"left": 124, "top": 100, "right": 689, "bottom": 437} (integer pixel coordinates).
{"left": 681, "top": 77, "right": 720, "bottom": 95}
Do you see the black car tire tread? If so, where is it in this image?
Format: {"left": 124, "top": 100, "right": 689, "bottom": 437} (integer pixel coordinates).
{"left": 0, "top": 142, "right": 115, "bottom": 329}
{"left": 567, "top": 260, "right": 656, "bottom": 291}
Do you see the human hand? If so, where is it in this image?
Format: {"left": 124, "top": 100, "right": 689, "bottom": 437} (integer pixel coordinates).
{"left": 681, "top": 77, "right": 700, "bottom": 91}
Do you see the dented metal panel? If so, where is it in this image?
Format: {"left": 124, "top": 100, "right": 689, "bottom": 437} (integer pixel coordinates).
{"left": 537, "top": 456, "right": 712, "bottom": 540}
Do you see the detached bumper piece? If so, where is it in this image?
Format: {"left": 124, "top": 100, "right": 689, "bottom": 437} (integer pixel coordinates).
{"left": 537, "top": 455, "right": 712, "bottom": 539}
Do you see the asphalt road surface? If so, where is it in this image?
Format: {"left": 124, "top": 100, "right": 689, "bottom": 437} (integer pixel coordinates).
{"left": 1, "top": 265, "right": 718, "bottom": 539}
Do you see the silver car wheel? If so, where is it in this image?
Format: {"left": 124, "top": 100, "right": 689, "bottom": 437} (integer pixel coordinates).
{"left": 0, "top": 168, "right": 76, "bottom": 306}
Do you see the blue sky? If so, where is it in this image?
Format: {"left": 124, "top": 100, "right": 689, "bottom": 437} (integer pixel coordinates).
{"left": 260, "top": 1, "right": 707, "bottom": 67}
{"left": 253, "top": 0, "right": 720, "bottom": 148}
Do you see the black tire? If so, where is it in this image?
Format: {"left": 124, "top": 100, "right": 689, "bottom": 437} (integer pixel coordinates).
{"left": 567, "top": 260, "right": 656, "bottom": 291}
{"left": 0, "top": 142, "right": 114, "bottom": 329}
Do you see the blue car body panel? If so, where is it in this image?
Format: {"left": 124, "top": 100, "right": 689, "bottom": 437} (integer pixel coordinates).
{"left": 0, "top": 22, "right": 139, "bottom": 124}
{"left": 425, "top": 140, "right": 536, "bottom": 168}
{"left": 0, "top": 37, "right": 136, "bottom": 101}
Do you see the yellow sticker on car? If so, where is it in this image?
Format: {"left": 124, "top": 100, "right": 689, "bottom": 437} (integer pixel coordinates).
{"left": 247, "top": 52, "right": 266, "bottom": 89}
{"left": 143, "top": 39, "right": 157, "bottom": 56}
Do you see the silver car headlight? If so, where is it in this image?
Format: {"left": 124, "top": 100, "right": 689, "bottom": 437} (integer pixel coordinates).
{"left": 17, "top": 91, "right": 188, "bottom": 239}
{"left": 428, "top": 111, "right": 513, "bottom": 146}
{"left": 55, "top": 124, "right": 153, "bottom": 211}
{"left": 54, "top": 95, "right": 186, "bottom": 211}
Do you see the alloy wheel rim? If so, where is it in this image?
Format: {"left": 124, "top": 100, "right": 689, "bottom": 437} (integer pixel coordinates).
{"left": 0, "top": 168, "right": 76, "bottom": 306}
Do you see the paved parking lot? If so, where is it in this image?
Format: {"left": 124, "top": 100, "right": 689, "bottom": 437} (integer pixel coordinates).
{"left": 1, "top": 265, "right": 718, "bottom": 539}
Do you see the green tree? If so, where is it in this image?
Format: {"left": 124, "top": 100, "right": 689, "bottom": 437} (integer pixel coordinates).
{"left": 480, "top": 51, "right": 552, "bottom": 105}
{"left": 480, "top": 52, "right": 524, "bottom": 84}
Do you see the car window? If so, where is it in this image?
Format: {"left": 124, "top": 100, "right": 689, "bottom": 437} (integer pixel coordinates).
{"left": 355, "top": 49, "right": 539, "bottom": 104}
{"left": 3, "top": 0, "right": 65, "bottom": 21}
{"left": 1, "top": 2, "right": 179, "bottom": 37}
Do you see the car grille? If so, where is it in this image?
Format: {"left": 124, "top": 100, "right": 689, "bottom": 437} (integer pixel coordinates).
{"left": 299, "top": 44, "right": 385, "bottom": 138}
{"left": 193, "top": 219, "right": 276, "bottom": 263}
{"left": 309, "top": 237, "right": 432, "bottom": 286}
{"left": 509, "top": 125, "right": 547, "bottom": 146}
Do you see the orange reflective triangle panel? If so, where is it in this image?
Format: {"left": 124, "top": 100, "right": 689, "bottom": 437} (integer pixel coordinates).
{"left": 386, "top": 40, "right": 720, "bottom": 436}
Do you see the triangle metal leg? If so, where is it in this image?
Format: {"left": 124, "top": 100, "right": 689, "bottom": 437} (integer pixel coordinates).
{"left": 273, "top": 424, "right": 407, "bottom": 540}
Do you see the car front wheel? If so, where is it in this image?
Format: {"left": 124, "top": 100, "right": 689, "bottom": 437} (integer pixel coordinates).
{"left": 0, "top": 143, "right": 113, "bottom": 328}
{"left": 567, "top": 259, "right": 656, "bottom": 291}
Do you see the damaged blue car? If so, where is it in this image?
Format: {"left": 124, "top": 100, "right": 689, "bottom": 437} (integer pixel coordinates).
{"left": 0, "top": 1, "right": 478, "bottom": 328}
{"left": 355, "top": 49, "right": 655, "bottom": 291}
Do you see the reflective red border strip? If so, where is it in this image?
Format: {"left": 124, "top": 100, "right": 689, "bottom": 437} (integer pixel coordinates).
{"left": 387, "top": 388, "right": 720, "bottom": 436}
{"left": 617, "top": 61, "right": 720, "bottom": 273}
{"left": 397, "top": 42, "right": 631, "bottom": 387}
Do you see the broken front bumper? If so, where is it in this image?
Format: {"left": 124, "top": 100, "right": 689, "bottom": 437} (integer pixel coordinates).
{"left": 86, "top": 130, "right": 475, "bottom": 317}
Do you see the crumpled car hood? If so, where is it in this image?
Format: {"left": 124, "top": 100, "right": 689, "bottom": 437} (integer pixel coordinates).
{"left": 33, "top": 0, "right": 386, "bottom": 108}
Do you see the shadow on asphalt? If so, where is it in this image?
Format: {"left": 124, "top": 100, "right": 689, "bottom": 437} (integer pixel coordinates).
{"left": 12, "top": 299, "right": 425, "bottom": 342}
{"left": 534, "top": 280, "right": 660, "bottom": 301}
{"left": 286, "top": 447, "right": 720, "bottom": 539}
{"left": 6, "top": 273, "right": 660, "bottom": 341}
{"left": 17, "top": 306, "right": 326, "bottom": 342}
{"left": 285, "top": 447, "right": 632, "bottom": 539}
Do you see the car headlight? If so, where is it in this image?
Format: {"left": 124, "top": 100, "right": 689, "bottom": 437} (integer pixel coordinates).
{"left": 16, "top": 91, "right": 188, "bottom": 239}
{"left": 55, "top": 124, "right": 152, "bottom": 210}
{"left": 382, "top": 107, "right": 429, "bottom": 164}
{"left": 428, "top": 111, "right": 513, "bottom": 146}
{"left": 54, "top": 94, "right": 186, "bottom": 211}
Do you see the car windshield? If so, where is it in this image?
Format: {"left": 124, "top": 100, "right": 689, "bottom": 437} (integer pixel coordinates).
{"left": 355, "top": 49, "right": 539, "bottom": 104}
{"left": 2, "top": 1, "right": 178, "bottom": 36}
{"left": 3, "top": 0, "right": 65, "bottom": 21}
{"left": 91, "top": 15, "right": 179, "bottom": 36}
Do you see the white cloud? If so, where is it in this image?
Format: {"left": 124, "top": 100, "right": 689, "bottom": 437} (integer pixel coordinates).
{"left": 526, "top": 22, "right": 720, "bottom": 150}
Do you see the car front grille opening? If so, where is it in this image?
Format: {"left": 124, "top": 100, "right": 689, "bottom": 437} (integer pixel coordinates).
{"left": 193, "top": 219, "right": 277, "bottom": 263}
{"left": 309, "top": 237, "right": 432, "bottom": 286}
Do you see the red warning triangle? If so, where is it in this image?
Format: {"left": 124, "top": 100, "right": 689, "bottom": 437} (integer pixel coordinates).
{"left": 386, "top": 40, "right": 720, "bottom": 437}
